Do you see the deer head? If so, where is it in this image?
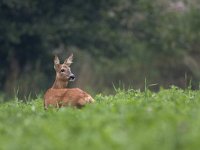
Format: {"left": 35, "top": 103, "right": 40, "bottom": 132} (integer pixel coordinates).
{"left": 52, "top": 53, "right": 75, "bottom": 88}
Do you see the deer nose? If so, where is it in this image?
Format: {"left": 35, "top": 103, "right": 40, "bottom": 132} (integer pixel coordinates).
{"left": 69, "top": 74, "right": 75, "bottom": 81}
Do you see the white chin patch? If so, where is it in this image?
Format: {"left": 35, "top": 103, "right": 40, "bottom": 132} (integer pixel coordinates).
{"left": 69, "top": 78, "right": 75, "bottom": 82}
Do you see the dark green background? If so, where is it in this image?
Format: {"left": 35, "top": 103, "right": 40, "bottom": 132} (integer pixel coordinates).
{"left": 0, "top": 0, "right": 200, "bottom": 98}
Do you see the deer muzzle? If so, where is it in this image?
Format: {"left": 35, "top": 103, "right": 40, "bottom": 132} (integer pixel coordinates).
{"left": 69, "top": 74, "right": 75, "bottom": 81}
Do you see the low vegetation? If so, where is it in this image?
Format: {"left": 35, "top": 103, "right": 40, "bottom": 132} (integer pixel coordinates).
{"left": 0, "top": 87, "right": 200, "bottom": 150}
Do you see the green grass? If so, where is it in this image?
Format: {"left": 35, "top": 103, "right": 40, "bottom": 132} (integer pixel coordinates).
{"left": 1, "top": 87, "right": 200, "bottom": 150}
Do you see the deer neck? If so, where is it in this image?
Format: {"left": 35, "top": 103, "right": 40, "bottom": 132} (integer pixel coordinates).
{"left": 52, "top": 77, "right": 68, "bottom": 89}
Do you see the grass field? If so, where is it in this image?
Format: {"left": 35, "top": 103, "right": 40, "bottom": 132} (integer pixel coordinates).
{"left": 0, "top": 87, "right": 200, "bottom": 150}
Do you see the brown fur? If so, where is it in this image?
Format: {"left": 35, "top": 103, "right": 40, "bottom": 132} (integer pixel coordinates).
{"left": 44, "top": 54, "right": 94, "bottom": 109}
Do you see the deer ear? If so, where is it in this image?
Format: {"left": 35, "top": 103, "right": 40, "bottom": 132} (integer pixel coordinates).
{"left": 64, "top": 53, "right": 73, "bottom": 66}
{"left": 54, "top": 55, "right": 60, "bottom": 70}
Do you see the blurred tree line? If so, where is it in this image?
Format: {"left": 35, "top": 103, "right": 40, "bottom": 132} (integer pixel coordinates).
{"left": 0, "top": 0, "right": 200, "bottom": 98}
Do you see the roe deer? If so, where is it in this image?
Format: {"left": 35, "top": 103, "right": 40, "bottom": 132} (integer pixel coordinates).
{"left": 44, "top": 53, "right": 94, "bottom": 109}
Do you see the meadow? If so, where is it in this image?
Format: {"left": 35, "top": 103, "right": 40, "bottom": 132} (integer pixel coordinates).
{"left": 0, "top": 87, "right": 200, "bottom": 150}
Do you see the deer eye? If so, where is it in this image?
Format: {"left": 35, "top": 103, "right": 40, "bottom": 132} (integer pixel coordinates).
{"left": 61, "top": 69, "right": 65, "bottom": 72}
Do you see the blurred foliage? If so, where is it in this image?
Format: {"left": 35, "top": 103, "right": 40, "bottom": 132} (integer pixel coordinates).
{"left": 1, "top": 88, "right": 200, "bottom": 149}
{"left": 0, "top": 0, "right": 200, "bottom": 97}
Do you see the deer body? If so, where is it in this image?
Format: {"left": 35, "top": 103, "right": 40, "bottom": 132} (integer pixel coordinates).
{"left": 44, "top": 54, "right": 94, "bottom": 109}
{"left": 44, "top": 88, "right": 94, "bottom": 108}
